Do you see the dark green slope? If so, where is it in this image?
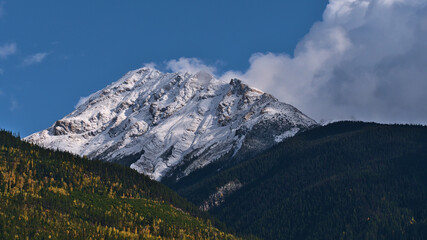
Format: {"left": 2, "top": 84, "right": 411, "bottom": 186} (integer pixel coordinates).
{"left": 0, "top": 130, "right": 239, "bottom": 239}
{"left": 175, "top": 122, "right": 427, "bottom": 239}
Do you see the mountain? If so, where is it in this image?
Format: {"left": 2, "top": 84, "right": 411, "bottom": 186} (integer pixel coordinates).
{"left": 0, "top": 130, "right": 241, "bottom": 239}
{"left": 180, "top": 122, "right": 427, "bottom": 240}
{"left": 25, "top": 67, "right": 317, "bottom": 182}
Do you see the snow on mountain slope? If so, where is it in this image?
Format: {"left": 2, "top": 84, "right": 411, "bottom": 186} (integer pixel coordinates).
{"left": 25, "top": 67, "right": 317, "bottom": 180}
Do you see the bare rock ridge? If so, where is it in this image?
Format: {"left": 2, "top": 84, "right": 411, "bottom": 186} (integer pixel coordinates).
{"left": 25, "top": 67, "right": 317, "bottom": 181}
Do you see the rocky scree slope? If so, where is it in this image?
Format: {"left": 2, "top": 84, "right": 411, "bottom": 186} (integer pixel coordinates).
{"left": 25, "top": 67, "right": 317, "bottom": 181}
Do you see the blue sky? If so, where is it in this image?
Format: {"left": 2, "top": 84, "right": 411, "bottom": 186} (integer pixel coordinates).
{"left": 0, "top": 0, "right": 327, "bottom": 136}
{"left": 2, "top": 0, "right": 427, "bottom": 137}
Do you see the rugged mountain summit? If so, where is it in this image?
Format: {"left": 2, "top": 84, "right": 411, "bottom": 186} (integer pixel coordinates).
{"left": 26, "top": 67, "right": 317, "bottom": 180}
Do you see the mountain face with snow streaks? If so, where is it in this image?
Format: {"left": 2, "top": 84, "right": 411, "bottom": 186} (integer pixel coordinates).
{"left": 26, "top": 67, "right": 317, "bottom": 181}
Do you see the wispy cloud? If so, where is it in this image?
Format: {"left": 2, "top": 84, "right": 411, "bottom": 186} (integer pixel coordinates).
{"left": 23, "top": 52, "right": 48, "bottom": 66}
{"left": 0, "top": 68, "right": 4, "bottom": 74}
{"left": 10, "top": 98, "right": 18, "bottom": 111}
{"left": 142, "top": 62, "right": 158, "bottom": 70}
{"left": 0, "top": 43, "right": 17, "bottom": 59}
{"left": 74, "top": 96, "right": 91, "bottom": 109}
{"left": 166, "top": 57, "right": 216, "bottom": 74}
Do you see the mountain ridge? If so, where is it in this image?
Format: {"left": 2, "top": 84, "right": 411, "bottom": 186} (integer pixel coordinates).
{"left": 25, "top": 67, "right": 317, "bottom": 181}
{"left": 205, "top": 121, "right": 427, "bottom": 239}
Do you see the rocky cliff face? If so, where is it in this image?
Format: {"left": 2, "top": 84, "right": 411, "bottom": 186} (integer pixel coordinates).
{"left": 200, "top": 180, "right": 243, "bottom": 211}
{"left": 25, "top": 67, "right": 317, "bottom": 181}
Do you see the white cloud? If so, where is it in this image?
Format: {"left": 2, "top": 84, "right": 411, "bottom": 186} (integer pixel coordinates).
{"left": 23, "top": 52, "right": 48, "bottom": 66}
{"left": 221, "top": 0, "right": 427, "bottom": 124}
{"left": 0, "top": 68, "right": 4, "bottom": 74}
{"left": 166, "top": 57, "right": 216, "bottom": 74}
{"left": 0, "top": 43, "right": 16, "bottom": 59}
{"left": 142, "top": 62, "right": 158, "bottom": 70}
{"left": 74, "top": 96, "right": 90, "bottom": 109}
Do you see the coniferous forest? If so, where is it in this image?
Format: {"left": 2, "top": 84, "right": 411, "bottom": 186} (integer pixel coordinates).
{"left": 170, "top": 122, "right": 427, "bottom": 240}
{"left": 0, "top": 130, "right": 239, "bottom": 239}
{"left": 1, "top": 122, "right": 427, "bottom": 239}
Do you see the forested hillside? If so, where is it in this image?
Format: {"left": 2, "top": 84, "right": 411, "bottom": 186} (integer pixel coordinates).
{"left": 174, "top": 122, "right": 427, "bottom": 240}
{"left": 3, "top": 121, "right": 426, "bottom": 240}
{"left": 0, "top": 130, "right": 239, "bottom": 239}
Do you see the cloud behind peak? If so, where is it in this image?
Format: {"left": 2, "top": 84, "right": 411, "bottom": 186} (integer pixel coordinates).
{"left": 222, "top": 0, "right": 427, "bottom": 124}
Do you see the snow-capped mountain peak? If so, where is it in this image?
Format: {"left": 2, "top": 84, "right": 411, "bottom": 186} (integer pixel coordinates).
{"left": 25, "top": 67, "right": 317, "bottom": 180}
